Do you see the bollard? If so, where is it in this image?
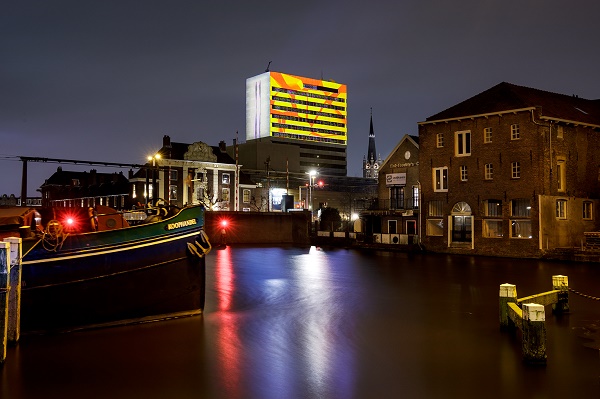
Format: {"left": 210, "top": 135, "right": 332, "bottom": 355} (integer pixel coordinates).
{"left": 0, "top": 242, "right": 9, "bottom": 364}
{"left": 4, "top": 238, "right": 22, "bottom": 344}
{"left": 499, "top": 283, "right": 517, "bottom": 330}
{"left": 552, "top": 275, "right": 569, "bottom": 314}
{"left": 522, "top": 303, "right": 547, "bottom": 364}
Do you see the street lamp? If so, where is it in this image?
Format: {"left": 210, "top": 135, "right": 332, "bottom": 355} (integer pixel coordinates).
{"left": 308, "top": 170, "right": 317, "bottom": 220}
{"left": 148, "top": 153, "right": 161, "bottom": 205}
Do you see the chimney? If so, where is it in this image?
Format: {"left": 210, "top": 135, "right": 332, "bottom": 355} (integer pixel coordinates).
{"left": 219, "top": 140, "right": 226, "bottom": 152}
{"left": 90, "top": 169, "right": 97, "bottom": 185}
{"left": 163, "top": 135, "right": 171, "bottom": 148}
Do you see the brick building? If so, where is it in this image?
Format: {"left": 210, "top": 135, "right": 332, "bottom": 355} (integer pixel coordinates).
{"left": 40, "top": 167, "right": 130, "bottom": 209}
{"left": 418, "top": 82, "right": 600, "bottom": 257}
{"left": 361, "top": 134, "right": 420, "bottom": 243}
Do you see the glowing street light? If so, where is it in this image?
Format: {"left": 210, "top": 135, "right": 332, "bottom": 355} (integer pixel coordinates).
{"left": 308, "top": 170, "right": 317, "bottom": 220}
{"left": 147, "top": 153, "right": 161, "bottom": 205}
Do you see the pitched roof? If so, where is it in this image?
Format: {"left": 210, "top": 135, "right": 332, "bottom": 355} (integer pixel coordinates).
{"left": 425, "top": 82, "right": 600, "bottom": 126}
{"left": 166, "top": 142, "right": 236, "bottom": 164}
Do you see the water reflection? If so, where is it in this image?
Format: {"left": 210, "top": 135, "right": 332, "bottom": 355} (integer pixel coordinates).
{"left": 213, "top": 247, "right": 241, "bottom": 398}
{"left": 2, "top": 247, "right": 600, "bottom": 398}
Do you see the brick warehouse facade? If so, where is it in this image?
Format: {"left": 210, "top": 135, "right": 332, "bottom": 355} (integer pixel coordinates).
{"left": 418, "top": 82, "right": 600, "bottom": 258}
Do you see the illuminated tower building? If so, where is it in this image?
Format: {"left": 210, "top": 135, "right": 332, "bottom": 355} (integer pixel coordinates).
{"left": 245, "top": 71, "right": 348, "bottom": 176}
{"left": 363, "top": 109, "right": 382, "bottom": 179}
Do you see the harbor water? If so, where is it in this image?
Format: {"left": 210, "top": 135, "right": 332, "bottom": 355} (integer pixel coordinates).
{"left": 2, "top": 246, "right": 600, "bottom": 398}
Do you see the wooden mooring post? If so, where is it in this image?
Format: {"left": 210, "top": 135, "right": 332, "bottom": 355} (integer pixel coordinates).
{"left": 4, "top": 237, "right": 22, "bottom": 344}
{"left": 1, "top": 241, "right": 9, "bottom": 365}
{"left": 499, "top": 275, "right": 569, "bottom": 365}
{"left": 0, "top": 238, "right": 23, "bottom": 365}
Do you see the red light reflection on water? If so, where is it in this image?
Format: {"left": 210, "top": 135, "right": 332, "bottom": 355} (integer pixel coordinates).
{"left": 214, "top": 246, "right": 241, "bottom": 398}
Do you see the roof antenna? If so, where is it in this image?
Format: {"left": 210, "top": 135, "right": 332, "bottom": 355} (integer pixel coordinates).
{"left": 265, "top": 61, "right": 272, "bottom": 72}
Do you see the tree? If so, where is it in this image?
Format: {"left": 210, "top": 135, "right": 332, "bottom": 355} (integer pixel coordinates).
{"left": 319, "top": 207, "right": 342, "bottom": 231}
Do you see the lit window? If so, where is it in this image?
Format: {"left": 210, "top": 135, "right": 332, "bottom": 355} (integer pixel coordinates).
{"left": 222, "top": 188, "right": 230, "bottom": 201}
{"left": 483, "top": 220, "right": 503, "bottom": 238}
{"left": 460, "top": 165, "right": 468, "bottom": 181}
{"left": 557, "top": 125, "right": 564, "bottom": 139}
{"left": 510, "top": 220, "right": 532, "bottom": 238}
{"left": 583, "top": 201, "right": 593, "bottom": 220}
{"left": 557, "top": 159, "right": 566, "bottom": 192}
{"left": 169, "top": 185, "right": 177, "bottom": 201}
{"left": 455, "top": 131, "right": 471, "bottom": 156}
{"left": 556, "top": 199, "right": 567, "bottom": 219}
{"left": 436, "top": 133, "right": 444, "bottom": 148}
{"left": 243, "top": 189, "right": 251, "bottom": 203}
{"left": 484, "top": 127, "right": 492, "bottom": 143}
{"left": 170, "top": 170, "right": 178, "bottom": 181}
{"left": 433, "top": 167, "right": 448, "bottom": 192}
{"left": 511, "top": 198, "right": 531, "bottom": 217}
{"left": 511, "top": 124, "right": 520, "bottom": 140}
{"left": 426, "top": 219, "right": 444, "bottom": 236}
{"left": 485, "top": 164, "right": 493, "bottom": 180}
{"left": 412, "top": 186, "right": 419, "bottom": 209}
{"left": 511, "top": 162, "right": 521, "bottom": 179}
{"left": 485, "top": 200, "right": 502, "bottom": 216}
{"left": 429, "top": 200, "right": 444, "bottom": 216}
{"left": 222, "top": 173, "right": 230, "bottom": 185}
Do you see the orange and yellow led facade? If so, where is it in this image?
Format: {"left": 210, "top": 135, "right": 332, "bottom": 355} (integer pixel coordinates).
{"left": 246, "top": 72, "right": 347, "bottom": 146}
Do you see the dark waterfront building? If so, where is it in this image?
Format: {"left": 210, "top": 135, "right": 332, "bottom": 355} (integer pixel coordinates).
{"left": 418, "top": 82, "right": 600, "bottom": 257}
{"left": 130, "top": 135, "right": 258, "bottom": 211}
{"left": 361, "top": 134, "right": 420, "bottom": 243}
{"left": 40, "top": 167, "right": 130, "bottom": 209}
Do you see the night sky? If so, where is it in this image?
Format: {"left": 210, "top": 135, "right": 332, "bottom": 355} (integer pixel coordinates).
{"left": 2, "top": 0, "right": 599, "bottom": 196}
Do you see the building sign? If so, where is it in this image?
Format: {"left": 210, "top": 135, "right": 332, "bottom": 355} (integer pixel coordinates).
{"left": 386, "top": 173, "right": 406, "bottom": 186}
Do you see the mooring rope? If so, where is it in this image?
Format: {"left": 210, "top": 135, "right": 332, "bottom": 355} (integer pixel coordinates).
{"left": 41, "top": 220, "right": 68, "bottom": 252}
{"left": 568, "top": 287, "right": 600, "bottom": 301}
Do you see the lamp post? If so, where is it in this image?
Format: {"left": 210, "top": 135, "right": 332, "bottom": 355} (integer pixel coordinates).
{"left": 148, "top": 153, "right": 161, "bottom": 205}
{"left": 308, "top": 170, "right": 317, "bottom": 220}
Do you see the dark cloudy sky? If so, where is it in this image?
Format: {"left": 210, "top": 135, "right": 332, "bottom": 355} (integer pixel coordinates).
{"left": 2, "top": 0, "right": 599, "bottom": 195}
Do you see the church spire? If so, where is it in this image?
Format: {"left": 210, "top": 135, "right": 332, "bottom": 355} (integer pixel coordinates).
{"left": 363, "top": 108, "right": 381, "bottom": 179}
{"left": 367, "top": 108, "right": 377, "bottom": 162}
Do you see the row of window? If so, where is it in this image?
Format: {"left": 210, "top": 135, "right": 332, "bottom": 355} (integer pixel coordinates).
{"left": 434, "top": 163, "right": 520, "bottom": 189}
{"left": 272, "top": 123, "right": 345, "bottom": 137}
{"left": 272, "top": 104, "right": 345, "bottom": 120}
{"left": 436, "top": 124, "right": 521, "bottom": 154}
{"left": 272, "top": 96, "right": 346, "bottom": 111}
{"left": 272, "top": 113, "right": 346, "bottom": 128}
{"left": 427, "top": 219, "right": 533, "bottom": 239}
{"left": 272, "top": 131, "right": 346, "bottom": 145}
{"left": 272, "top": 87, "right": 345, "bottom": 103}
{"left": 302, "top": 83, "right": 340, "bottom": 94}
{"left": 435, "top": 159, "right": 566, "bottom": 191}
{"left": 428, "top": 198, "right": 593, "bottom": 220}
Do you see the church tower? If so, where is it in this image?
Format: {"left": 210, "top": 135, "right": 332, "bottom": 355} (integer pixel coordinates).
{"left": 363, "top": 109, "right": 382, "bottom": 179}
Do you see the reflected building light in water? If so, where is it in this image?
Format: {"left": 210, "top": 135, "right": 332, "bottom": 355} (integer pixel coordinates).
{"left": 295, "top": 247, "right": 343, "bottom": 394}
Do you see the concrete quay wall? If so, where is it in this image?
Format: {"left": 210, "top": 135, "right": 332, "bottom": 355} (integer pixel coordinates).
{"left": 204, "top": 211, "right": 311, "bottom": 246}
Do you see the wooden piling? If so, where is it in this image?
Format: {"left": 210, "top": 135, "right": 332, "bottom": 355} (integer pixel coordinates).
{"left": 4, "top": 238, "right": 22, "bottom": 344}
{"left": 499, "top": 283, "right": 517, "bottom": 330}
{"left": 1, "top": 241, "right": 9, "bottom": 364}
{"left": 552, "top": 275, "right": 569, "bottom": 314}
{"left": 522, "top": 303, "right": 547, "bottom": 364}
